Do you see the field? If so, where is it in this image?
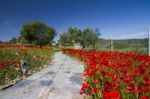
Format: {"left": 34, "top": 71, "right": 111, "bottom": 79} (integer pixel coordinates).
{"left": 62, "top": 48, "right": 150, "bottom": 99}
{"left": 0, "top": 44, "right": 54, "bottom": 85}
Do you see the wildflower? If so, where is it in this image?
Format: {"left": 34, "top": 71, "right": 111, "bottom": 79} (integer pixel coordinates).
{"left": 0, "top": 63, "right": 5, "bottom": 68}
{"left": 141, "top": 96, "right": 149, "bottom": 99}
{"left": 92, "top": 87, "right": 99, "bottom": 93}
{"left": 104, "top": 81, "right": 111, "bottom": 91}
{"left": 109, "top": 90, "right": 120, "bottom": 99}
{"left": 141, "top": 86, "right": 149, "bottom": 92}
{"left": 103, "top": 90, "right": 121, "bottom": 99}
{"left": 126, "top": 83, "right": 135, "bottom": 91}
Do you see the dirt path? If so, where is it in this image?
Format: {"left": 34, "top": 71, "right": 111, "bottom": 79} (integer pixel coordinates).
{"left": 0, "top": 52, "right": 84, "bottom": 99}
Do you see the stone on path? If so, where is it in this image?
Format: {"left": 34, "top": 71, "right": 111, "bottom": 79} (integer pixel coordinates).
{"left": 0, "top": 52, "right": 84, "bottom": 99}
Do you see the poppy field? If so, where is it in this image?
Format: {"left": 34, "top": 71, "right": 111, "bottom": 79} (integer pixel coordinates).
{"left": 62, "top": 48, "right": 150, "bottom": 99}
{"left": 0, "top": 44, "right": 54, "bottom": 85}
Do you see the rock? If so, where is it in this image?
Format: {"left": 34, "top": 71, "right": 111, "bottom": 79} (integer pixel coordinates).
{"left": 20, "top": 60, "right": 30, "bottom": 74}
{"left": 14, "top": 67, "right": 20, "bottom": 71}
{"left": 44, "top": 65, "right": 47, "bottom": 67}
{"left": 27, "top": 71, "right": 32, "bottom": 75}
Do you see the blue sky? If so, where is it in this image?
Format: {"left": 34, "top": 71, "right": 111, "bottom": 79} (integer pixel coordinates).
{"left": 0, "top": 0, "right": 150, "bottom": 41}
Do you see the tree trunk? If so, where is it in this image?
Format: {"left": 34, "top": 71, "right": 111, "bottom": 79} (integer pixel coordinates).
{"left": 40, "top": 44, "right": 42, "bottom": 48}
{"left": 82, "top": 44, "right": 85, "bottom": 49}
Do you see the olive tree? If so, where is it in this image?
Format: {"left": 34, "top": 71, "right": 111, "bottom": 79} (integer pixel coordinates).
{"left": 20, "top": 21, "right": 57, "bottom": 47}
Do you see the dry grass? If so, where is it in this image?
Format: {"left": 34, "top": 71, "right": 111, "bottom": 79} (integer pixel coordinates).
{"left": 72, "top": 94, "right": 91, "bottom": 99}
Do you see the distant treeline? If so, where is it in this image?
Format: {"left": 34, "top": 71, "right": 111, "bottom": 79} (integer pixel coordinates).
{"left": 96, "top": 38, "right": 148, "bottom": 53}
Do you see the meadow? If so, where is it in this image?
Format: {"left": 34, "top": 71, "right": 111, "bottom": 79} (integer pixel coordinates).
{"left": 62, "top": 48, "right": 150, "bottom": 99}
{"left": 0, "top": 44, "right": 54, "bottom": 85}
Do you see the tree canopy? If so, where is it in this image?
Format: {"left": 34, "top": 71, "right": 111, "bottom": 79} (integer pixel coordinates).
{"left": 9, "top": 37, "right": 17, "bottom": 44}
{"left": 59, "top": 27, "right": 100, "bottom": 49}
{"left": 20, "top": 21, "right": 57, "bottom": 47}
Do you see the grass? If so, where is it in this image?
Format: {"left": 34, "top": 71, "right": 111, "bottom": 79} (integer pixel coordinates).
{"left": 0, "top": 45, "right": 54, "bottom": 85}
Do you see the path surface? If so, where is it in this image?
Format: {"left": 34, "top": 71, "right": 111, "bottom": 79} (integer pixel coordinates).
{"left": 0, "top": 52, "right": 84, "bottom": 99}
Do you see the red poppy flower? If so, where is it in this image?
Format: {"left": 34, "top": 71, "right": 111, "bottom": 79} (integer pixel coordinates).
{"left": 93, "top": 79, "right": 99, "bottom": 84}
{"left": 110, "top": 82, "right": 119, "bottom": 88}
{"left": 141, "top": 96, "right": 149, "bottom": 99}
{"left": 103, "top": 91, "right": 110, "bottom": 99}
{"left": 126, "top": 83, "right": 135, "bottom": 91}
{"left": 81, "top": 82, "right": 89, "bottom": 89}
{"left": 0, "top": 63, "right": 5, "bottom": 68}
{"left": 103, "top": 90, "right": 121, "bottom": 99}
{"left": 109, "top": 90, "right": 120, "bottom": 98}
{"left": 92, "top": 87, "right": 99, "bottom": 93}
{"left": 111, "top": 74, "right": 118, "bottom": 81}
{"left": 141, "top": 86, "right": 149, "bottom": 92}
{"left": 104, "top": 81, "right": 111, "bottom": 91}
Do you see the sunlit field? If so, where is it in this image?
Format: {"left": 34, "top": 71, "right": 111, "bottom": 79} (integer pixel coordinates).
{"left": 0, "top": 44, "right": 54, "bottom": 85}
{"left": 62, "top": 48, "right": 150, "bottom": 99}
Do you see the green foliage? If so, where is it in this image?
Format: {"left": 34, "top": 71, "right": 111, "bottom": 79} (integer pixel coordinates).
{"left": 20, "top": 21, "right": 57, "bottom": 47}
{"left": 0, "top": 41, "right": 3, "bottom": 44}
{"left": 18, "top": 37, "right": 28, "bottom": 44}
{"left": 113, "top": 41, "right": 129, "bottom": 49}
{"left": 81, "top": 28, "right": 100, "bottom": 49}
{"left": 59, "top": 27, "right": 100, "bottom": 49}
{"left": 96, "top": 38, "right": 148, "bottom": 54}
{"left": 68, "top": 27, "right": 82, "bottom": 43}
{"left": 9, "top": 37, "right": 17, "bottom": 44}
{"left": 59, "top": 32, "right": 74, "bottom": 46}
